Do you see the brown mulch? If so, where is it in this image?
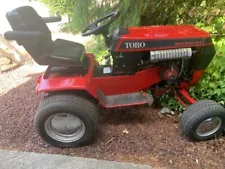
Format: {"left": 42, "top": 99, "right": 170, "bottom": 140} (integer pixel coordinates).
{"left": 0, "top": 65, "right": 224, "bottom": 169}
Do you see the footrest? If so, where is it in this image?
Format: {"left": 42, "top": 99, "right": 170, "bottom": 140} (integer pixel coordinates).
{"left": 98, "top": 90, "right": 154, "bottom": 108}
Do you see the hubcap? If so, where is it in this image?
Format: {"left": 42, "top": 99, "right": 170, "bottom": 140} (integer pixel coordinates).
{"left": 196, "top": 117, "right": 222, "bottom": 137}
{"left": 45, "top": 113, "right": 85, "bottom": 143}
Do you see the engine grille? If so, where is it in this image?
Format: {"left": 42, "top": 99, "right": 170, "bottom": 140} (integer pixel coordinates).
{"left": 150, "top": 48, "right": 192, "bottom": 62}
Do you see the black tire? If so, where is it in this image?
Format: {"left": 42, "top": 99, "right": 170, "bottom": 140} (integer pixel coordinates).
{"left": 180, "top": 100, "right": 225, "bottom": 141}
{"left": 34, "top": 94, "right": 98, "bottom": 148}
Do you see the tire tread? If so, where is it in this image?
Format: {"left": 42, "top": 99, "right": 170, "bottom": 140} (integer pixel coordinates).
{"left": 180, "top": 100, "right": 225, "bottom": 141}
{"left": 34, "top": 94, "right": 99, "bottom": 147}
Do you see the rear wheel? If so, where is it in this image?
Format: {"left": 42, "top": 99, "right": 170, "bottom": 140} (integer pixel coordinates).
{"left": 34, "top": 94, "right": 98, "bottom": 147}
{"left": 181, "top": 100, "right": 225, "bottom": 141}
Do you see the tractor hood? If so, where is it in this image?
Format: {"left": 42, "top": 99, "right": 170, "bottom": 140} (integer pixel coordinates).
{"left": 110, "top": 25, "right": 213, "bottom": 52}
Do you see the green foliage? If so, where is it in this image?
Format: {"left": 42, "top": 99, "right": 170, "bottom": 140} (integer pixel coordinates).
{"left": 86, "top": 36, "right": 108, "bottom": 63}
{"left": 41, "top": 1, "right": 225, "bottom": 31}
{"left": 190, "top": 40, "right": 225, "bottom": 103}
{"left": 157, "top": 92, "right": 185, "bottom": 112}
{"left": 40, "top": 0, "right": 76, "bottom": 17}
{"left": 39, "top": 0, "right": 225, "bottom": 33}
{"left": 40, "top": 0, "right": 119, "bottom": 33}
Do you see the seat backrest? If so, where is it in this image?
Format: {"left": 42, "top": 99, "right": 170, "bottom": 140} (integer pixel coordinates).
{"left": 6, "top": 6, "right": 54, "bottom": 64}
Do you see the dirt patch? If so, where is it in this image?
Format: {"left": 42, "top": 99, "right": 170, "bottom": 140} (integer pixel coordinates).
{"left": 0, "top": 65, "right": 224, "bottom": 169}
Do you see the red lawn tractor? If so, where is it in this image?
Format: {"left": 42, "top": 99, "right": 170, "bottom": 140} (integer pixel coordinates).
{"left": 4, "top": 6, "right": 225, "bottom": 147}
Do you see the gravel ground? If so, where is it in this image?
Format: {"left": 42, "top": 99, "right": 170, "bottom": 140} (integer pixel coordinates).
{"left": 0, "top": 64, "right": 224, "bottom": 169}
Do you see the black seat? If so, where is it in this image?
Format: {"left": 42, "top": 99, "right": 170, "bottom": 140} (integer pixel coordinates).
{"left": 4, "top": 6, "right": 86, "bottom": 67}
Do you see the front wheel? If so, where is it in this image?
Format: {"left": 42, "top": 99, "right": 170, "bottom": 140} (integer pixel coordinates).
{"left": 34, "top": 94, "right": 98, "bottom": 148}
{"left": 180, "top": 100, "right": 225, "bottom": 141}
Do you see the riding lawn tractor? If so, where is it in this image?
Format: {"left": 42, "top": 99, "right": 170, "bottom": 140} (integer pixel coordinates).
{"left": 4, "top": 6, "right": 225, "bottom": 147}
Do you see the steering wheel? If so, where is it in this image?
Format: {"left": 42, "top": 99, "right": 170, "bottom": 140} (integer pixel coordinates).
{"left": 82, "top": 11, "right": 119, "bottom": 36}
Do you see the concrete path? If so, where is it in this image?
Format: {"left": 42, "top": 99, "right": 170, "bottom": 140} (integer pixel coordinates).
{"left": 0, "top": 150, "right": 151, "bottom": 169}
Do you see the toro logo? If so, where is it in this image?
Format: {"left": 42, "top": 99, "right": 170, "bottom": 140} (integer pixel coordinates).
{"left": 124, "top": 42, "right": 146, "bottom": 49}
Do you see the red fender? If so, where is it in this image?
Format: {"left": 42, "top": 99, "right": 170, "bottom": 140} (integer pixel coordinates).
{"left": 36, "top": 53, "right": 99, "bottom": 98}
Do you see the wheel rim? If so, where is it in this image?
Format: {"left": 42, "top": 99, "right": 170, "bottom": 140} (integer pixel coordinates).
{"left": 196, "top": 117, "right": 222, "bottom": 137}
{"left": 44, "top": 113, "right": 85, "bottom": 143}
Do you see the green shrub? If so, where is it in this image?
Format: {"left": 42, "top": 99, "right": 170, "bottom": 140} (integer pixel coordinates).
{"left": 190, "top": 40, "right": 225, "bottom": 103}
{"left": 85, "top": 36, "right": 108, "bottom": 63}
{"left": 156, "top": 92, "right": 185, "bottom": 112}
